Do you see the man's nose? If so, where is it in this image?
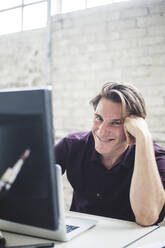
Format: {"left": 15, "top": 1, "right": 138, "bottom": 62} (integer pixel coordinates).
{"left": 98, "top": 122, "right": 110, "bottom": 138}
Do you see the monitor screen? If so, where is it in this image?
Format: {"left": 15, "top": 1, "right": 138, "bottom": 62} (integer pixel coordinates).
{"left": 0, "top": 88, "right": 59, "bottom": 230}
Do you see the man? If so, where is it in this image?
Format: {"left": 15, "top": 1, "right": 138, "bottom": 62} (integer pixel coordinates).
{"left": 55, "top": 82, "right": 165, "bottom": 226}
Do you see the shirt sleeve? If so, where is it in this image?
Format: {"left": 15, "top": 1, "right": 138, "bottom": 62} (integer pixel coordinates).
{"left": 154, "top": 144, "right": 165, "bottom": 223}
{"left": 155, "top": 204, "right": 165, "bottom": 224}
{"left": 55, "top": 137, "right": 69, "bottom": 174}
{"left": 155, "top": 144, "right": 165, "bottom": 189}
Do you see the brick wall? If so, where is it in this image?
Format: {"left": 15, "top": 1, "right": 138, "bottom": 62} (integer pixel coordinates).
{"left": 51, "top": 0, "right": 165, "bottom": 147}
{"left": 0, "top": 0, "right": 165, "bottom": 209}
{"left": 0, "top": 0, "right": 165, "bottom": 146}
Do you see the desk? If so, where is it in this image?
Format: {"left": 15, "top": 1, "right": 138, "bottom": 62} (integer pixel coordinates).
{"left": 2, "top": 212, "right": 165, "bottom": 248}
{"left": 130, "top": 226, "right": 165, "bottom": 247}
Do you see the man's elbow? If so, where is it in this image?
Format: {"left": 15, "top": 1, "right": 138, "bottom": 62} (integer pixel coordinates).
{"left": 135, "top": 212, "right": 159, "bottom": 227}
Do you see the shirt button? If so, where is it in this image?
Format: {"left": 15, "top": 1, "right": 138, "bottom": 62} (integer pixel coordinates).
{"left": 96, "top": 193, "right": 100, "bottom": 197}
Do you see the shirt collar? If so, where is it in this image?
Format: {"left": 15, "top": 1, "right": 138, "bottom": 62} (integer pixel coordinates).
{"left": 90, "top": 149, "right": 101, "bottom": 162}
{"left": 88, "top": 133, "right": 101, "bottom": 162}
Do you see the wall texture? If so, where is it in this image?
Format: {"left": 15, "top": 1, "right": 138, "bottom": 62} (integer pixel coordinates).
{"left": 0, "top": 0, "right": 165, "bottom": 145}
{"left": 52, "top": 0, "right": 165, "bottom": 146}
{"left": 0, "top": 0, "right": 165, "bottom": 209}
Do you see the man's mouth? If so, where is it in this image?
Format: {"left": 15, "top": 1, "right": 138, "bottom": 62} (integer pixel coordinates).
{"left": 95, "top": 134, "right": 115, "bottom": 143}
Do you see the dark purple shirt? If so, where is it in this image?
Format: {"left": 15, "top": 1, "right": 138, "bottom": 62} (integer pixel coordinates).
{"left": 55, "top": 131, "right": 165, "bottom": 223}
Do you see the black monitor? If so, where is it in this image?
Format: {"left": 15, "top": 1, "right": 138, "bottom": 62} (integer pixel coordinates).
{"left": 0, "top": 88, "right": 59, "bottom": 230}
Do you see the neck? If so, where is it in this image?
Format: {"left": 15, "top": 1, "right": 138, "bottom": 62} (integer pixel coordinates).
{"left": 101, "top": 144, "right": 128, "bottom": 170}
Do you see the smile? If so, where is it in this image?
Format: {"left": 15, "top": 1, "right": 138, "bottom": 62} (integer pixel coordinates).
{"left": 95, "top": 134, "right": 115, "bottom": 143}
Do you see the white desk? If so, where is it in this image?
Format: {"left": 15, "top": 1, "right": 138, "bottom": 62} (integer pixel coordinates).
{"left": 2, "top": 212, "right": 165, "bottom": 248}
{"left": 129, "top": 226, "right": 165, "bottom": 248}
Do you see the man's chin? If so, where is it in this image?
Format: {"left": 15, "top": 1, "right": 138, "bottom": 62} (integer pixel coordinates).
{"left": 95, "top": 145, "right": 113, "bottom": 155}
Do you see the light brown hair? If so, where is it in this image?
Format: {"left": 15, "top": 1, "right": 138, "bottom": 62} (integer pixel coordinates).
{"left": 90, "top": 82, "right": 146, "bottom": 119}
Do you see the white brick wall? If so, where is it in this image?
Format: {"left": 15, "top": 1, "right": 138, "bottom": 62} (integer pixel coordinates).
{"left": 0, "top": 0, "right": 164, "bottom": 147}
{"left": 51, "top": 0, "right": 165, "bottom": 147}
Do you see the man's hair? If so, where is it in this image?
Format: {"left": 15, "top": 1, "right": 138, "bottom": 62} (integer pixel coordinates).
{"left": 90, "top": 82, "right": 146, "bottom": 119}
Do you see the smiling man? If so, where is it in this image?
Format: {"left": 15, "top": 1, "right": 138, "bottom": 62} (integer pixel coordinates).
{"left": 92, "top": 98, "right": 128, "bottom": 169}
{"left": 55, "top": 82, "right": 165, "bottom": 226}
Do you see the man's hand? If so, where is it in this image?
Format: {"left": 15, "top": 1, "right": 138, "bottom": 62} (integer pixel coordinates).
{"left": 124, "top": 115, "right": 150, "bottom": 146}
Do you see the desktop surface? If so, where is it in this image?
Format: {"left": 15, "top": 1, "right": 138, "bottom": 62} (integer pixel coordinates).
{"left": 2, "top": 211, "right": 164, "bottom": 248}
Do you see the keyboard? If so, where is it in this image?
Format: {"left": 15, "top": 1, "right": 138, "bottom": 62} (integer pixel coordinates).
{"left": 66, "top": 224, "right": 79, "bottom": 233}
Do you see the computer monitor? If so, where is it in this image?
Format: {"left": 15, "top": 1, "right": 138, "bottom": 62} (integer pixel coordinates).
{"left": 0, "top": 88, "right": 59, "bottom": 230}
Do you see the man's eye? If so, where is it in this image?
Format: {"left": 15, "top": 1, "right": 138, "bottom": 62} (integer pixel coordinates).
{"left": 112, "top": 121, "right": 122, "bottom": 126}
{"left": 95, "top": 115, "right": 102, "bottom": 121}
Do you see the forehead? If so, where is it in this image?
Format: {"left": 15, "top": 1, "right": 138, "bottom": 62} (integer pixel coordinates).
{"left": 95, "top": 98, "right": 122, "bottom": 118}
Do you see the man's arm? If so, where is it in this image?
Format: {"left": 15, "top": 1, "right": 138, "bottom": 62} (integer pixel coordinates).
{"left": 124, "top": 116, "right": 165, "bottom": 226}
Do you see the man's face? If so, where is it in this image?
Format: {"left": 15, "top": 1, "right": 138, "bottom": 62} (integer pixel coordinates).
{"left": 92, "top": 98, "right": 127, "bottom": 157}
